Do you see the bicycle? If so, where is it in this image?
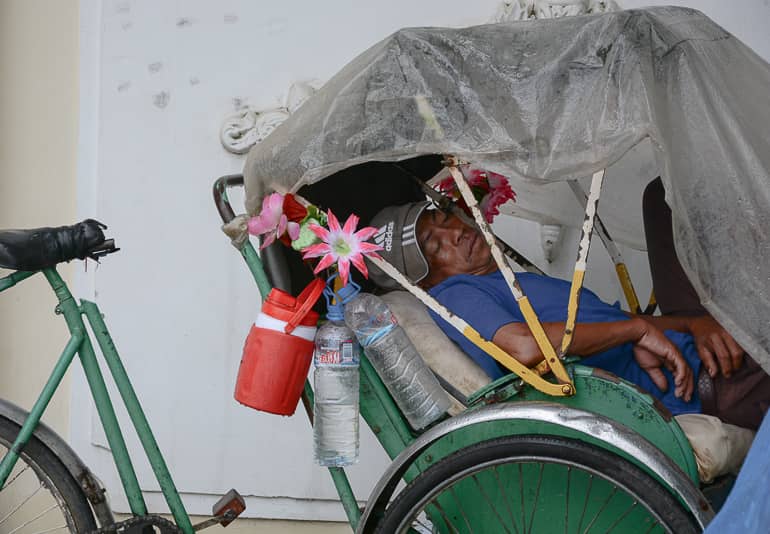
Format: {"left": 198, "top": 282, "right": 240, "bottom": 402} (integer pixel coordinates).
{"left": 0, "top": 220, "right": 244, "bottom": 533}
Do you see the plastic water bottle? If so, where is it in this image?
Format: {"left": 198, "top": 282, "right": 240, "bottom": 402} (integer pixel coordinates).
{"left": 344, "top": 293, "right": 451, "bottom": 429}
{"left": 313, "top": 283, "right": 360, "bottom": 466}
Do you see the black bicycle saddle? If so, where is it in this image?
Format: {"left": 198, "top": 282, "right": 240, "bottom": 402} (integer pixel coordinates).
{"left": 0, "top": 219, "right": 118, "bottom": 271}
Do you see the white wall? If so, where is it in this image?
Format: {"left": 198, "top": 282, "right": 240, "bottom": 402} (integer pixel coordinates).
{"left": 72, "top": 0, "right": 504, "bottom": 524}
{"left": 3, "top": 0, "right": 768, "bottom": 531}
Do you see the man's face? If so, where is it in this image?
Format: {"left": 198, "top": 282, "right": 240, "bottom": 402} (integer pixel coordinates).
{"left": 416, "top": 209, "right": 497, "bottom": 287}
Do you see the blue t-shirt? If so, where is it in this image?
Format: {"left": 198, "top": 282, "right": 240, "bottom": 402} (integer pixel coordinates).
{"left": 428, "top": 271, "right": 702, "bottom": 415}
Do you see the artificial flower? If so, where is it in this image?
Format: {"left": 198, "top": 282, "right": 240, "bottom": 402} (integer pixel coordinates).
{"left": 247, "top": 193, "right": 300, "bottom": 249}
{"left": 301, "top": 210, "right": 382, "bottom": 286}
{"left": 282, "top": 193, "right": 309, "bottom": 223}
{"left": 437, "top": 167, "right": 516, "bottom": 223}
{"left": 291, "top": 217, "right": 325, "bottom": 251}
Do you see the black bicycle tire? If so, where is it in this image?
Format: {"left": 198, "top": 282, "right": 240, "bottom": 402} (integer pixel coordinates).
{"left": 0, "top": 414, "right": 97, "bottom": 533}
{"left": 376, "top": 434, "right": 700, "bottom": 534}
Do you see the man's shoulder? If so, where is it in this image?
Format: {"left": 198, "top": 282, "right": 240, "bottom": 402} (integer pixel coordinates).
{"left": 430, "top": 271, "right": 558, "bottom": 294}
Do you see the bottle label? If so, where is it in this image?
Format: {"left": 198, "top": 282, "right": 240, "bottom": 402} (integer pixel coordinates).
{"left": 316, "top": 340, "right": 359, "bottom": 365}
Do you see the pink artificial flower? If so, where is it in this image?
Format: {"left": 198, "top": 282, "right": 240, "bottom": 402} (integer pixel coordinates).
{"left": 466, "top": 168, "right": 489, "bottom": 188}
{"left": 436, "top": 167, "right": 516, "bottom": 223}
{"left": 479, "top": 171, "right": 515, "bottom": 223}
{"left": 301, "top": 211, "right": 382, "bottom": 286}
{"left": 437, "top": 175, "right": 458, "bottom": 194}
{"left": 247, "top": 193, "right": 300, "bottom": 249}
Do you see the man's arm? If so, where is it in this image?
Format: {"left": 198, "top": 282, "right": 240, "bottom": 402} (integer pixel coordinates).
{"left": 634, "top": 314, "right": 744, "bottom": 378}
{"left": 492, "top": 317, "right": 694, "bottom": 401}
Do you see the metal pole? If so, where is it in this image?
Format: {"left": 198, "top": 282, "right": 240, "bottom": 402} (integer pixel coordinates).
{"left": 0, "top": 334, "right": 81, "bottom": 487}
{"left": 82, "top": 299, "right": 194, "bottom": 534}
{"left": 0, "top": 270, "right": 37, "bottom": 293}
{"left": 241, "top": 242, "right": 272, "bottom": 301}
{"left": 41, "top": 268, "right": 150, "bottom": 515}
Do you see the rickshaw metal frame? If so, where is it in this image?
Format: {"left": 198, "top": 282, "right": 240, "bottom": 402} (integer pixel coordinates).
{"left": 214, "top": 169, "right": 709, "bottom": 532}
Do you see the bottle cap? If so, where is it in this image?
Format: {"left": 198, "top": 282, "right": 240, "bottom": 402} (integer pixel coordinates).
{"left": 323, "top": 275, "right": 360, "bottom": 321}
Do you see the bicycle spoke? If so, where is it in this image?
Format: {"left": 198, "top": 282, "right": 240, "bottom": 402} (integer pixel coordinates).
{"left": 448, "top": 486, "right": 474, "bottom": 533}
{"left": 0, "top": 481, "right": 44, "bottom": 525}
{"left": 1, "top": 462, "right": 32, "bottom": 492}
{"left": 581, "top": 485, "right": 618, "bottom": 534}
{"left": 604, "top": 500, "right": 638, "bottom": 533}
{"left": 1, "top": 417, "right": 95, "bottom": 532}
{"left": 519, "top": 464, "right": 526, "bottom": 534}
{"left": 576, "top": 474, "right": 594, "bottom": 534}
{"left": 471, "top": 473, "right": 513, "bottom": 534}
{"left": 428, "top": 499, "right": 460, "bottom": 534}
{"left": 8, "top": 503, "right": 59, "bottom": 534}
{"left": 526, "top": 463, "right": 544, "bottom": 534}
{"left": 564, "top": 467, "right": 571, "bottom": 534}
{"left": 492, "top": 465, "right": 520, "bottom": 534}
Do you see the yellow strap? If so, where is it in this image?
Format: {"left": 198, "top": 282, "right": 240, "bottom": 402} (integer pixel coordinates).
{"left": 615, "top": 262, "right": 642, "bottom": 314}
{"left": 647, "top": 290, "right": 657, "bottom": 310}
{"left": 559, "top": 270, "right": 585, "bottom": 357}
{"left": 532, "top": 360, "right": 552, "bottom": 376}
{"left": 463, "top": 326, "right": 573, "bottom": 396}
{"left": 517, "top": 296, "right": 572, "bottom": 385}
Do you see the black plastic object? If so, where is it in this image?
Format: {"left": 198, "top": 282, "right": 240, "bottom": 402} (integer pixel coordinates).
{"left": 0, "top": 219, "right": 117, "bottom": 271}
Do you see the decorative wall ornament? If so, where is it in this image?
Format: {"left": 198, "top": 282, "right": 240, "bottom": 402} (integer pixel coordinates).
{"left": 220, "top": 81, "right": 318, "bottom": 155}
{"left": 492, "top": 0, "right": 619, "bottom": 22}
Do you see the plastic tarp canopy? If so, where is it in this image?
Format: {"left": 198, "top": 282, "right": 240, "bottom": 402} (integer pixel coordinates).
{"left": 243, "top": 6, "right": 770, "bottom": 373}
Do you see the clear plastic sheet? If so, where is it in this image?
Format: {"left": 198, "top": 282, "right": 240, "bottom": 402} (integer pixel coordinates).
{"left": 243, "top": 7, "right": 770, "bottom": 373}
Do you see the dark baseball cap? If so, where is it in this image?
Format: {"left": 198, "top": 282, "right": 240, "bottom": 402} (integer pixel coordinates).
{"left": 366, "top": 201, "right": 432, "bottom": 289}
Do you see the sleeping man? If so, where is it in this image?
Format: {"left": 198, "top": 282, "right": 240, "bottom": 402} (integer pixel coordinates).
{"left": 366, "top": 185, "right": 770, "bottom": 430}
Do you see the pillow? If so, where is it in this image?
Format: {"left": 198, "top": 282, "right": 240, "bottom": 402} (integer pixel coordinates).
{"left": 380, "top": 291, "right": 492, "bottom": 405}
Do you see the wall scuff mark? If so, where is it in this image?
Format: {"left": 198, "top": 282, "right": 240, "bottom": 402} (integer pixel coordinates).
{"left": 153, "top": 91, "right": 170, "bottom": 109}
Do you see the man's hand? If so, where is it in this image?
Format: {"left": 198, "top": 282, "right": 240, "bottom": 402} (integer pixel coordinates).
{"left": 632, "top": 321, "right": 694, "bottom": 401}
{"left": 689, "top": 315, "right": 744, "bottom": 378}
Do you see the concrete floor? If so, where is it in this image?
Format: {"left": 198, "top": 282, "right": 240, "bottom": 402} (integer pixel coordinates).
{"left": 117, "top": 515, "right": 352, "bottom": 533}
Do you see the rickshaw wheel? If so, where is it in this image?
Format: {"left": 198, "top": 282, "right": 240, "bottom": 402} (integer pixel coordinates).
{"left": 376, "top": 434, "right": 700, "bottom": 534}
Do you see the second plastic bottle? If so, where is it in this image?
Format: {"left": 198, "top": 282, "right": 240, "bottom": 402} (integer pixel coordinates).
{"left": 344, "top": 293, "right": 450, "bottom": 429}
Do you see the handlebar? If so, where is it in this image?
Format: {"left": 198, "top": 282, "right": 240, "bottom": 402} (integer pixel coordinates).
{"left": 212, "top": 174, "right": 245, "bottom": 224}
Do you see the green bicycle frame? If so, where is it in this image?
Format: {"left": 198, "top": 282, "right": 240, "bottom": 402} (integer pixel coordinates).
{"left": 0, "top": 268, "right": 194, "bottom": 534}
{"left": 0, "top": 251, "right": 371, "bottom": 532}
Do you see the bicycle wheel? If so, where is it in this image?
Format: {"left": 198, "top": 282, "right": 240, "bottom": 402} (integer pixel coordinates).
{"left": 376, "top": 435, "right": 700, "bottom": 534}
{"left": 0, "top": 414, "right": 96, "bottom": 533}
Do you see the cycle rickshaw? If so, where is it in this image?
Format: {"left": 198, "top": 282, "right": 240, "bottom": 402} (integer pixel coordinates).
{"left": 2, "top": 5, "right": 769, "bottom": 533}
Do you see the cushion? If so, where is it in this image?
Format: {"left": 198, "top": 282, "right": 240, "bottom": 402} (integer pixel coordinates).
{"left": 675, "top": 413, "right": 755, "bottom": 483}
